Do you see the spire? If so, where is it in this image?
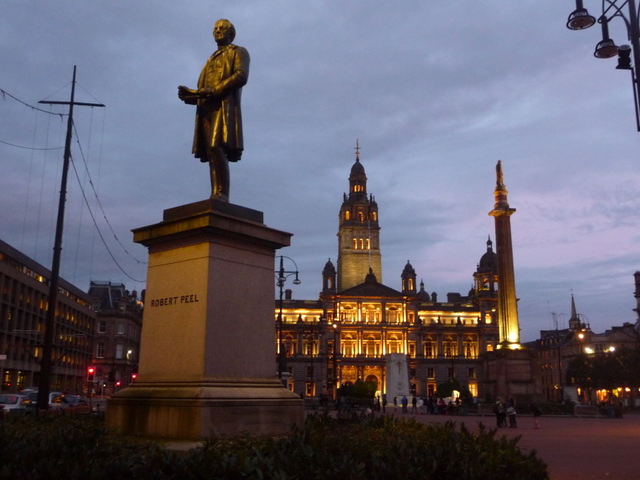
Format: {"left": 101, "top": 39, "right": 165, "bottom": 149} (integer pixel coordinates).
{"left": 568, "top": 293, "right": 582, "bottom": 330}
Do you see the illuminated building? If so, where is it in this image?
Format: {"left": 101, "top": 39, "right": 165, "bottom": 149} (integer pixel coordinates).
{"left": 275, "top": 151, "right": 502, "bottom": 401}
{"left": 0, "top": 238, "right": 95, "bottom": 393}
{"left": 537, "top": 291, "right": 640, "bottom": 406}
{"left": 88, "top": 281, "right": 143, "bottom": 396}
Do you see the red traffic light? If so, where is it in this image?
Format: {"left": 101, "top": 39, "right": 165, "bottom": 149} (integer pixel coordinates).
{"left": 87, "top": 366, "right": 95, "bottom": 381}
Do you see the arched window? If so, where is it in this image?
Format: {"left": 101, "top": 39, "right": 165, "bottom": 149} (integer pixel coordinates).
{"left": 344, "top": 211, "right": 350, "bottom": 221}
{"left": 358, "top": 211, "right": 364, "bottom": 223}
{"left": 352, "top": 238, "right": 358, "bottom": 249}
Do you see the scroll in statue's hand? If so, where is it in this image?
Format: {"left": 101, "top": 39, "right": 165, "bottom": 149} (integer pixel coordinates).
{"left": 178, "top": 85, "right": 199, "bottom": 105}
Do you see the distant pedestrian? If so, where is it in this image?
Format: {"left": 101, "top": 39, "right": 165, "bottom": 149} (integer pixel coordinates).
{"left": 382, "top": 394, "right": 387, "bottom": 413}
{"left": 393, "top": 396, "right": 398, "bottom": 411}
{"left": 494, "top": 398, "right": 506, "bottom": 427}
{"left": 531, "top": 403, "right": 543, "bottom": 429}
{"left": 401, "top": 395, "right": 408, "bottom": 413}
{"left": 411, "top": 395, "right": 418, "bottom": 413}
{"left": 507, "top": 398, "right": 517, "bottom": 428}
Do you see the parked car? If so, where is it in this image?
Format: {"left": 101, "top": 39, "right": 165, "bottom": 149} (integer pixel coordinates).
{"left": 50, "top": 394, "right": 92, "bottom": 414}
{"left": 23, "top": 391, "right": 63, "bottom": 409}
{"left": 0, "top": 393, "right": 30, "bottom": 417}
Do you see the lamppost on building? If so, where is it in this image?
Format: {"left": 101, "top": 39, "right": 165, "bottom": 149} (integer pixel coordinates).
{"left": 566, "top": 0, "right": 640, "bottom": 130}
{"left": 276, "top": 255, "right": 301, "bottom": 380}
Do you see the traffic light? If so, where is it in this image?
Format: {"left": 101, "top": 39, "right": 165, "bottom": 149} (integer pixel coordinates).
{"left": 87, "top": 366, "right": 95, "bottom": 381}
{"left": 131, "top": 373, "right": 138, "bottom": 381}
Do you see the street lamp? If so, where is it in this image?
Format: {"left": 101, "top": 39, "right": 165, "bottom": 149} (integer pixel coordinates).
{"left": 566, "top": 0, "right": 640, "bottom": 130}
{"left": 276, "top": 255, "right": 301, "bottom": 380}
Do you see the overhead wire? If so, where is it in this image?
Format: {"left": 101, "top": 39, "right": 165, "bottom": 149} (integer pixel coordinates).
{"left": 3, "top": 87, "right": 146, "bottom": 284}
{"left": 70, "top": 118, "right": 144, "bottom": 283}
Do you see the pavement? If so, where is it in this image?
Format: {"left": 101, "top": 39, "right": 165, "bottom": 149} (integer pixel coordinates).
{"left": 392, "top": 410, "right": 640, "bottom": 479}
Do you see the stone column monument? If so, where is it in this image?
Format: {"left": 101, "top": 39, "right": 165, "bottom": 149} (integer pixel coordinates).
{"left": 106, "top": 19, "right": 304, "bottom": 440}
{"left": 385, "top": 353, "right": 410, "bottom": 399}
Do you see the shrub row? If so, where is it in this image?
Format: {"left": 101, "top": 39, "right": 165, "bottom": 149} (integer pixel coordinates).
{"left": 0, "top": 412, "right": 548, "bottom": 479}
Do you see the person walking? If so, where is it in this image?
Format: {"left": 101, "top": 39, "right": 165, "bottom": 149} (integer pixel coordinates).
{"left": 531, "top": 403, "right": 543, "bottom": 429}
{"left": 507, "top": 398, "right": 517, "bottom": 428}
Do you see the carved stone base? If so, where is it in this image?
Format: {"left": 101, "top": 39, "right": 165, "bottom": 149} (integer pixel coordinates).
{"left": 106, "top": 199, "right": 304, "bottom": 440}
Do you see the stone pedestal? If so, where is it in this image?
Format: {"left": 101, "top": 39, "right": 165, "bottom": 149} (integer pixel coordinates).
{"left": 106, "top": 199, "right": 304, "bottom": 440}
{"left": 484, "top": 348, "right": 541, "bottom": 405}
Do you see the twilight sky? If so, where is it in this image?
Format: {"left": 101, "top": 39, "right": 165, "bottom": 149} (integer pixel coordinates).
{"left": 2, "top": 1, "right": 640, "bottom": 342}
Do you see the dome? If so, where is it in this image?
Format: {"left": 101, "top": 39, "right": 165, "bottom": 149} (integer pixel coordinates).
{"left": 350, "top": 157, "right": 365, "bottom": 177}
{"left": 322, "top": 258, "right": 336, "bottom": 275}
{"left": 402, "top": 260, "right": 415, "bottom": 276}
{"left": 478, "top": 237, "right": 497, "bottom": 273}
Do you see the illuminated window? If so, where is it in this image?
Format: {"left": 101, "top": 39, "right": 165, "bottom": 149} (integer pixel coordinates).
{"left": 464, "top": 342, "right": 477, "bottom": 359}
{"left": 359, "top": 239, "right": 364, "bottom": 249}
{"left": 358, "top": 211, "right": 364, "bottom": 223}
{"left": 344, "top": 211, "right": 350, "bottom": 221}
{"left": 468, "top": 383, "right": 478, "bottom": 397}
{"left": 365, "top": 239, "right": 370, "bottom": 249}
{"left": 443, "top": 340, "right": 457, "bottom": 358}
{"left": 424, "top": 342, "right": 436, "bottom": 358}
{"left": 371, "top": 212, "right": 377, "bottom": 221}
{"left": 352, "top": 238, "right": 358, "bottom": 249}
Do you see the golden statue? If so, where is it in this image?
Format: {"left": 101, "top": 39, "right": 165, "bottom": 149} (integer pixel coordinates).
{"left": 178, "top": 19, "right": 250, "bottom": 202}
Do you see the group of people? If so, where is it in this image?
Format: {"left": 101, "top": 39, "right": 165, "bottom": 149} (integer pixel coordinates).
{"left": 493, "top": 397, "right": 518, "bottom": 428}
{"left": 381, "top": 395, "right": 463, "bottom": 415}
{"left": 494, "top": 398, "right": 543, "bottom": 428}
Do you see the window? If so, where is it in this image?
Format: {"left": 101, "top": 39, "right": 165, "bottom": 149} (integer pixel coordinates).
{"left": 98, "top": 321, "right": 106, "bottom": 333}
{"left": 424, "top": 342, "right": 436, "bottom": 358}
{"left": 468, "top": 368, "right": 476, "bottom": 379}
{"left": 344, "top": 211, "right": 350, "bottom": 221}
{"left": 96, "top": 343, "right": 105, "bottom": 359}
{"left": 117, "top": 323, "right": 125, "bottom": 335}
{"left": 115, "top": 343, "right": 124, "bottom": 360}
{"left": 427, "top": 368, "right": 435, "bottom": 379}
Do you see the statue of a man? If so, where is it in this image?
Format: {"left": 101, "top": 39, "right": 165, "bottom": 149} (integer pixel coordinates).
{"left": 178, "top": 19, "right": 250, "bottom": 202}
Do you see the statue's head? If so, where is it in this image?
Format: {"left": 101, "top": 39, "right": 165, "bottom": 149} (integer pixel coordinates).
{"left": 213, "top": 19, "right": 236, "bottom": 44}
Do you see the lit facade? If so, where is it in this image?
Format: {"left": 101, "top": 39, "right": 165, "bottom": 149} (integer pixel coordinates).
{"left": 537, "top": 292, "right": 640, "bottom": 406}
{"left": 0, "top": 239, "right": 95, "bottom": 393}
{"left": 276, "top": 153, "right": 501, "bottom": 401}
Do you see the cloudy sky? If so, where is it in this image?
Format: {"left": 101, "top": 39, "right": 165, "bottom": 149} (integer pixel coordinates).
{"left": 2, "top": 1, "right": 640, "bottom": 341}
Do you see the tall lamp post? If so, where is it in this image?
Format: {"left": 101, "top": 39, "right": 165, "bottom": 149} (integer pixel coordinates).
{"left": 276, "top": 256, "right": 301, "bottom": 380}
{"left": 566, "top": 0, "right": 640, "bottom": 130}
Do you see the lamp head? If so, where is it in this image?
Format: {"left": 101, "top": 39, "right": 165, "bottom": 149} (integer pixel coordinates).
{"left": 594, "top": 38, "right": 618, "bottom": 58}
{"left": 567, "top": 8, "right": 596, "bottom": 30}
{"left": 594, "top": 16, "right": 617, "bottom": 59}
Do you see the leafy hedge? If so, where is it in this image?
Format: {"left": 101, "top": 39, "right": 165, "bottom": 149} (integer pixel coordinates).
{"left": 0, "top": 412, "right": 548, "bottom": 480}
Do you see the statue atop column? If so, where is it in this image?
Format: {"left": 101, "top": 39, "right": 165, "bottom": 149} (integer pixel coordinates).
{"left": 178, "top": 19, "right": 250, "bottom": 202}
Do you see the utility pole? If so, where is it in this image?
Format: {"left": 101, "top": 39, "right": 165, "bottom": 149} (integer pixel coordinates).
{"left": 36, "top": 66, "right": 104, "bottom": 411}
